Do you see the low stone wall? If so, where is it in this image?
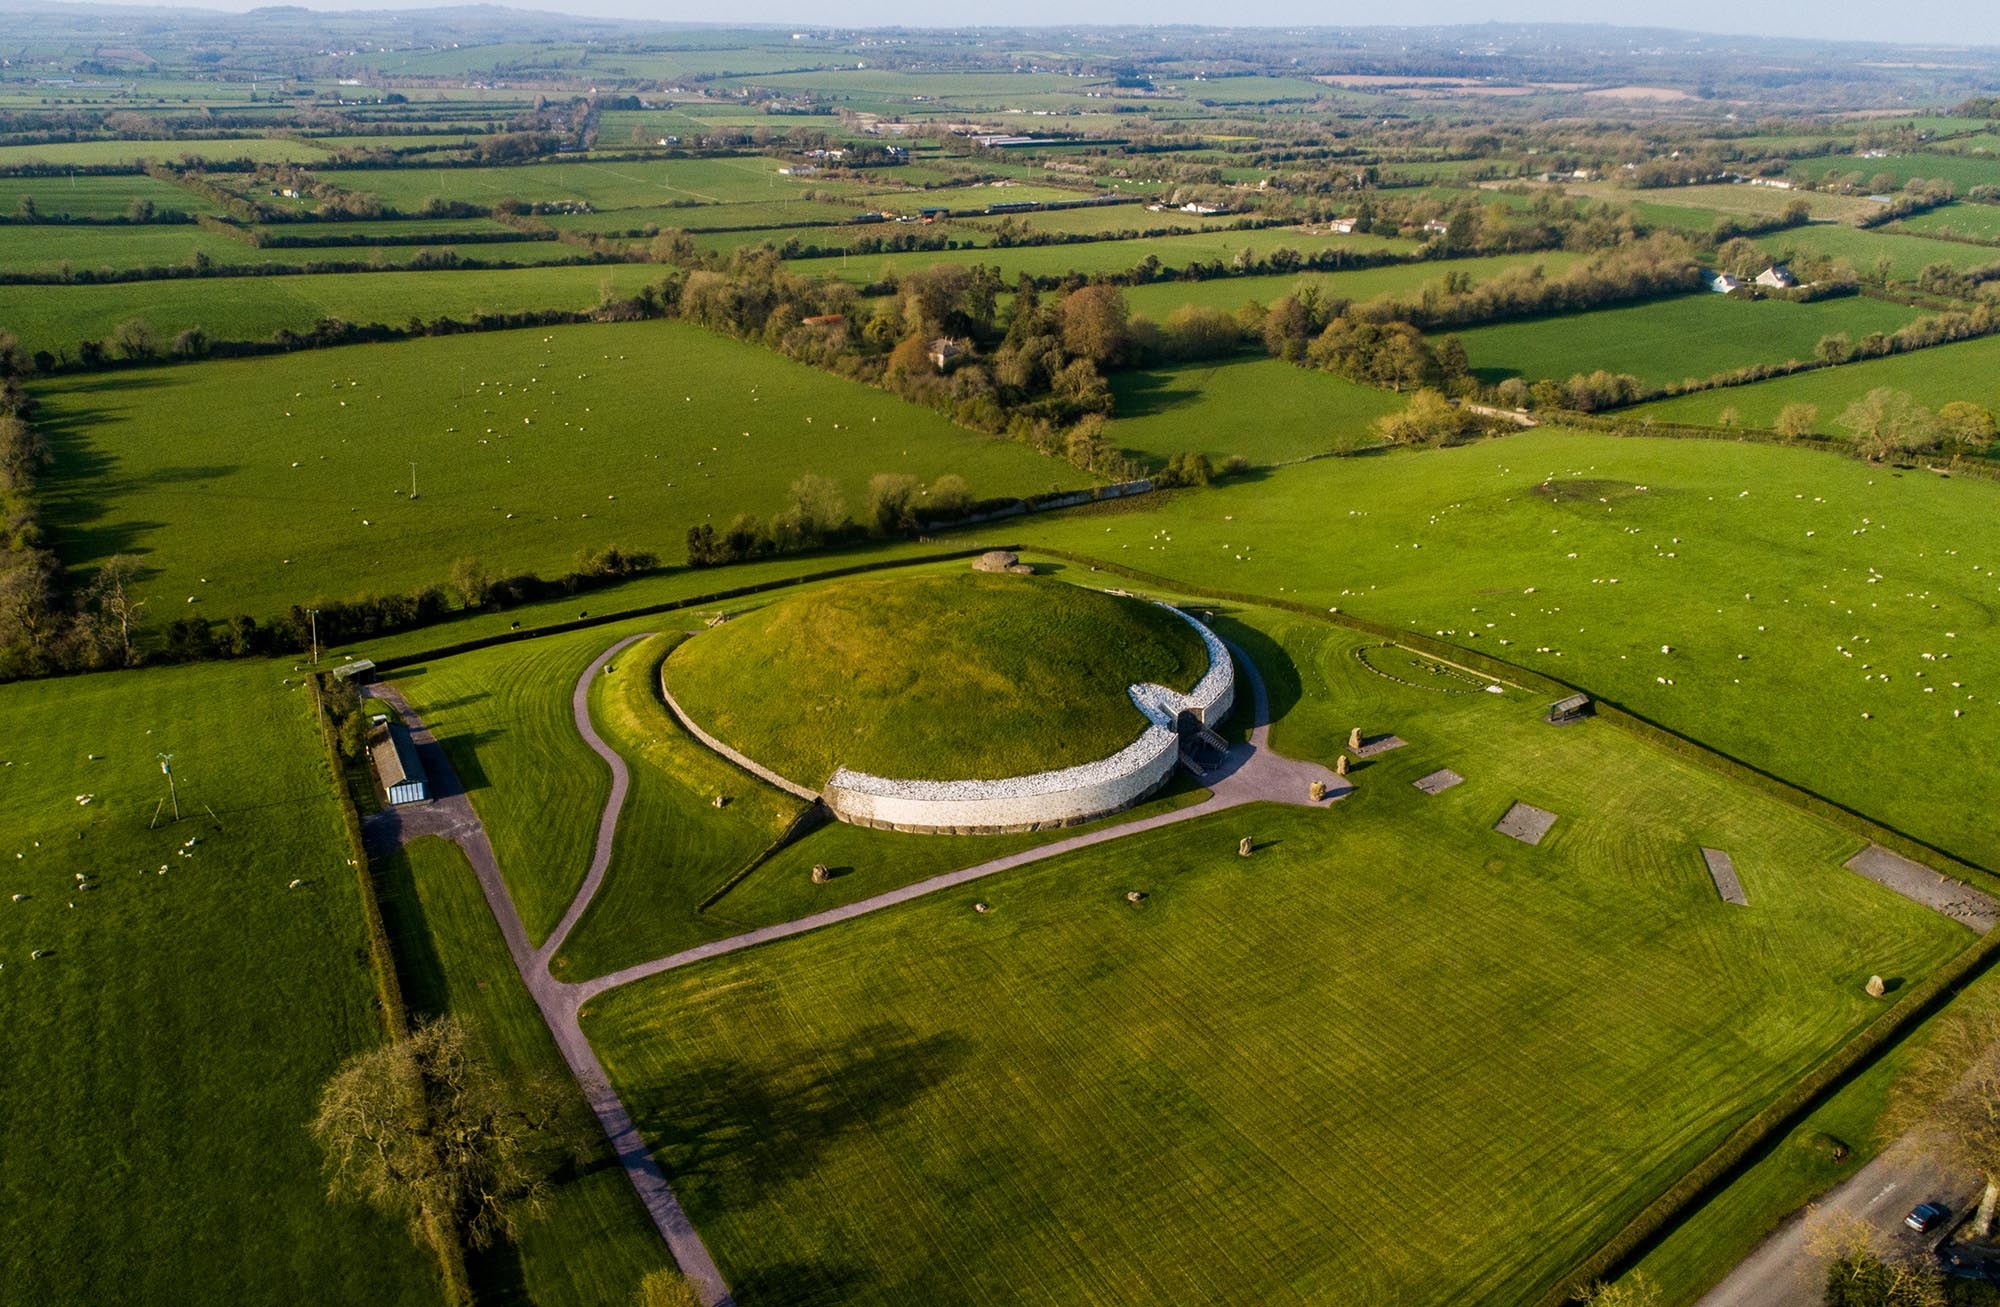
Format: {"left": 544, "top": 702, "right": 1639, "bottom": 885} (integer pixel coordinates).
{"left": 822, "top": 603, "right": 1234, "bottom": 834}
{"left": 658, "top": 669, "right": 821, "bottom": 802}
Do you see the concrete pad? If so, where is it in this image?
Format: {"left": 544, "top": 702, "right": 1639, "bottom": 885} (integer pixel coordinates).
{"left": 1702, "top": 848, "right": 1748, "bottom": 906}
{"left": 1843, "top": 845, "right": 1999, "bottom": 932}
{"left": 1413, "top": 768, "right": 1464, "bottom": 795}
{"left": 1494, "top": 802, "right": 1558, "bottom": 846}
{"left": 1355, "top": 734, "right": 1407, "bottom": 759}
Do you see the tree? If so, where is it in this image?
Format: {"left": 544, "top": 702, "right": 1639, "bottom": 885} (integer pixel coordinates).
{"left": 865, "top": 472, "right": 920, "bottom": 536}
{"left": 1938, "top": 400, "right": 1997, "bottom": 447}
{"left": 1884, "top": 996, "right": 2000, "bottom": 1238}
{"left": 1816, "top": 332, "right": 1854, "bottom": 365}
{"left": 107, "top": 318, "right": 157, "bottom": 361}
{"left": 1775, "top": 403, "right": 1821, "bottom": 439}
{"left": 776, "top": 473, "right": 846, "bottom": 546}
{"left": 1373, "top": 389, "right": 1471, "bottom": 448}
{"left": 311, "top": 1016, "right": 578, "bottom": 1258}
{"left": 1836, "top": 388, "right": 1938, "bottom": 460}
{"left": 83, "top": 555, "right": 146, "bottom": 667}
{"left": 1579, "top": 1273, "right": 1663, "bottom": 1307}
{"left": 1057, "top": 283, "right": 1130, "bottom": 367}
{"left": 926, "top": 473, "right": 972, "bottom": 516}
{"left": 1806, "top": 1208, "right": 1947, "bottom": 1307}
{"left": 447, "top": 557, "right": 490, "bottom": 609}
{"left": 632, "top": 1268, "right": 702, "bottom": 1307}
{"left": 1716, "top": 236, "right": 1768, "bottom": 280}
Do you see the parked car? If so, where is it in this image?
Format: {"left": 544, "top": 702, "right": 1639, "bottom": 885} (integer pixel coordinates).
{"left": 1907, "top": 1202, "right": 1950, "bottom": 1233}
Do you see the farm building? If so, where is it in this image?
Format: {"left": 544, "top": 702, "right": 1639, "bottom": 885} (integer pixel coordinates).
{"left": 370, "top": 721, "right": 428, "bottom": 806}
{"left": 1330, "top": 217, "right": 1358, "bottom": 233}
{"left": 1755, "top": 264, "right": 1799, "bottom": 289}
{"left": 928, "top": 338, "right": 963, "bottom": 371}
{"left": 1710, "top": 272, "right": 1744, "bottom": 294}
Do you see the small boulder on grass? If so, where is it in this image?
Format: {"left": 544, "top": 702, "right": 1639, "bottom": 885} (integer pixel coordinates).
{"left": 810, "top": 863, "right": 830, "bottom": 885}
{"left": 1125, "top": 891, "right": 1146, "bottom": 904}
{"left": 1866, "top": 974, "right": 1888, "bottom": 998}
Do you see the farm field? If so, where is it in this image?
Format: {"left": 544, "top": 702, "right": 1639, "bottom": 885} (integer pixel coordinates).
{"left": 0, "top": 136, "right": 327, "bottom": 165}
{"left": 1790, "top": 151, "right": 2000, "bottom": 191}
{"left": 1764, "top": 222, "right": 2000, "bottom": 281}
{"left": 791, "top": 226, "right": 1425, "bottom": 285}
{"left": 0, "top": 657, "right": 435, "bottom": 1306}
{"left": 1573, "top": 182, "right": 1883, "bottom": 224}
{"left": 0, "top": 262, "right": 670, "bottom": 357}
{"left": 1630, "top": 330, "right": 2000, "bottom": 428}
{"left": 1108, "top": 356, "right": 1403, "bottom": 464}
{"left": 1890, "top": 201, "right": 2000, "bottom": 243}
{"left": 313, "top": 156, "right": 873, "bottom": 211}
{"left": 0, "top": 172, "right": 221, "bottom": 217}
{"left": 32, "top": 318, "right": 1087, "bottom": 622}
{"left": 0, "top": 222, "right": 599, "bottom": 273}
{"left": 584, "top": 607, "right": 1967, "bottom": 1306}
{"left": 1117, "top": 249, "right": 1590, "bottom": 319}
{"left": 1016, "top": 429, "right": 2000, "bottom": 872}
{"left": 1452, "top": 292, "right": 1920, "bottom": 388}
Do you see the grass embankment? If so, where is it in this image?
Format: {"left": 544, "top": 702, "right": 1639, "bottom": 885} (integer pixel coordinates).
{"left": 664, "top": 571, "right": 1207, "bottom": 786}
{"left": 1014, "top": 430, "right": 2000, "bottom": 872}
{"left": 375, "top": 836, "right": 675, "bottom": 1307}
{"left": 33, "top": 317, "right": 1086, "bottom": 621}
{"left": 0, "top": 658, "right": 434, "bottom": 1305}
{"left": 583, "top": 608, "right": 1966, "bottom": 1306}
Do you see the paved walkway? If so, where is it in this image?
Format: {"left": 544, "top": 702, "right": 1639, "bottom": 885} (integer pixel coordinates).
{"left": 364, "top": 632, "right": 1351, "bottom": 1307}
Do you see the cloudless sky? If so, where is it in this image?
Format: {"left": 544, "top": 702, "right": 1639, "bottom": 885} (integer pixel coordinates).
{"left": 154, "top": 0, "right": 2000, "bottom": 47}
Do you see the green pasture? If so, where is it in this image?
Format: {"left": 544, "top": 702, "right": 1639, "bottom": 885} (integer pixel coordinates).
{"left": 33, "top": 318, "right": 1085, "bottom": 622}
{"left": 0, "top": 136, "right": 327, "bottom": 167}
{"left": 666, "top": 571, "right": 1207, "bottom": 785}
{"left": 375, "top": 836, "right": 675, "bottom": 1305}
{"left": 0, "top": 172, "right": 221, "bottom": 218}
{"left": 0, "top": 658, "right": 434, "bottom": 1305}
{"left": 585, "top": 606, "right": 1965, "bottom": 1306}
{"left": 1890, "top": 201, "right": 2000, "bottom": 243}
{"left": 1015, "top": 428, "right": 2000, "bottom": 872}
{"left": 0, "top": 222, "right": 595, "bottom": 275}
{"left": 1631, "top": 330, "right": 2000, "bottom": 428}
{"left": 1117, "top": 249, "right": 1588, "bottom": 320}
{"left": 313, "top": 156, "right": 872, "bottom": 212}
{"left": 1575, "top": 182, "right": 1880, "bottom": 224}
{"left": 1765, "top": 222, "right": 2000, "bottom": 281}
{"left": 1109, "top": 356, "right": 1402, "bottom": 464}
{"left": 0, "top": 262, "right": 669, "bottom": 357}
{"left": 1790, "top": 151, "right": 2000, "bottom": 192}
{"left": 1453, "top": 293, "right": 1920, "bottom": 388}
{"left": 791, "top": 226, "right": 1426, "bottom": 286}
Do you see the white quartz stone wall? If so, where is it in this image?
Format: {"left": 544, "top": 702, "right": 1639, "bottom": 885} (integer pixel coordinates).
{"left": 822, "top": 602, "right": 1234, "bottom": 833}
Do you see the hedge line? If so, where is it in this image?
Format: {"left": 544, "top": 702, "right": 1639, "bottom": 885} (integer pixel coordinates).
{"left": 307, "top": 671, "right": 473, "bottom": 1305}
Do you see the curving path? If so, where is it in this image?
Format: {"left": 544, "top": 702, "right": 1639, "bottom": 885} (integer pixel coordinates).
{"left": 364, "top": 632, "right": 1349, "bottom": 1307}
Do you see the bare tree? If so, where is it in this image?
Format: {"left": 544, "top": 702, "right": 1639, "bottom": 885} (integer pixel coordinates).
{"left": 1885, "top": 999, "right": 2000, "bottom": 1236}
{"left": 1578, "top": 1272, "right": 1662, "bottom": 1306}
{"left": 1805, "top": 1207, "right": 1947, "bottom": 1307}
{"left": 1837, "top": 388, "right": 1939, "bottom": 461}
{"left": 311, "top": 1016, "right": 578, "bottom": 1256}
{"left": 84, "top": 555, "right": 145, "bottom": 667}
{"left": 632, "top": 1268, "right": 702, "bottom": 1307}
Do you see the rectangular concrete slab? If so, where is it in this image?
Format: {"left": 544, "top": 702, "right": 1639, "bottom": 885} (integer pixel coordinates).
{"left": 1702, "top": 848, "right": 1748, "bottom": 906}
{"left": 1413, "top": 768, "right": 1464, "bottom": 795}
{"left": 1495, "top": 801, "right": 1558, "bottom": 846}
{"left": 1843, "top": 845, "right": 2000, "bottom": 932}
{"left": 1355, "top": 735, "right": 1408, "bottom": 759}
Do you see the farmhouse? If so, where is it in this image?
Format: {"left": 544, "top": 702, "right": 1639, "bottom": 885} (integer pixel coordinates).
{"left": 1330, "top": 216, "right": 1358, "bottom": 233}
{"left": 370, "top": 721, "right": 428, "bottom": 806}
{"left": 928, "top": 338, "right": 963, "bottom": 371}
{"left": 1422, "top": 218, "right": 1450, "bottom": 234}
{"left": 1755, "top": 264, "right": 1799, "bottom": 289}
{"left": 1709, "top": 272, "right": 1743, "bottom": 294}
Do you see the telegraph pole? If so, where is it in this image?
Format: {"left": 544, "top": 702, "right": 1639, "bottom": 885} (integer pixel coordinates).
{"left": 158, "top": 753, "right": 180, "bottom": 822}
{"left": 308, "top": 607, "right": 320, "bottom": 665}
{"left": 409, "top": 461, "right": 419, "bottom": 499}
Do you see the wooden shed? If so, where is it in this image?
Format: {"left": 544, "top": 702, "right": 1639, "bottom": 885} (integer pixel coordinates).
{"left": 371, "top": 721, "right": 428, "bottom": 806}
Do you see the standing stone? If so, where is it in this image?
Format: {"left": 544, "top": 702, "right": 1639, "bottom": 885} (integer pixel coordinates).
{"left": 1866, "top": 974, "right": 1887, "bottom": 998}
{"left": 1335, "top": 755, "right": 1348, "bottom": 777}
{"left": 811, "top": 863, "right": 830, "bottom": 884}
{"left": 1238, "top": 836, "right": 1254, "bottom": 858}
{"left": 1309, "top": 780, "right": 1327, "bottom": 801}
{"left": 1125, "top": 891, "right": 1146, "bottom": 904}
{"left": 974, "top": 902, "right": 991, "bottom": 914}
{"left": 712, "top": 794, "right": 728, "bottom": 809}
{"left": 1348, "top": 727, "right": 1363, "bottom": 751}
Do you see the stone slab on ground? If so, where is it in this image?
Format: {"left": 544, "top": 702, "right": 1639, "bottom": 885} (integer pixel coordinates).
{"left": 1495, "top": 801, "right": 1558, "bottom": 846}
{"left": 1843, "top": 845, "right": 2000, "bottom": 932}
{"left": 1702, "top": 847, "right": 1748, "bottom": 906}
{"left": 1355, "top": 734, "right": 1407, "bottom": 759}
{"left": 1413, "top": 768, "right": 1464, "bottom": 795}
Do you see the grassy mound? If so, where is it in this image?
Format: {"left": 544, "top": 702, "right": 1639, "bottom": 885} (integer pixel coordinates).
{"left": 666, "top": 572, "right": 1209, "bottom": 785}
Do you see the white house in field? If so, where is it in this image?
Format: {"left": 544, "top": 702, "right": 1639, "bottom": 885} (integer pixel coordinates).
{"left": 1755, "top": 264, "right": 1799, "bottom": 290}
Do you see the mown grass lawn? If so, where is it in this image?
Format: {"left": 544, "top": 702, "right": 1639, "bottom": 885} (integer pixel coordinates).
{"left": 33, "top": 317, "right": 1085, "bottom": 623}
{"left": 583, "top": 609, "right": 1967, "bottom": 1306}
{"left": 1016, "top": 429, "right": 2000, "bottom": 873}
{"left": 1452, "top": 292, "right": 1919, "bottom": 389}
{"left": 0, "top": 658, "right": 435, "bottom": 1306}
{"left": 665, "top": 571, "right": 1207, "bottom": 786}
{"left": 375, "top": 836, "right": 675, "bottom": 1307}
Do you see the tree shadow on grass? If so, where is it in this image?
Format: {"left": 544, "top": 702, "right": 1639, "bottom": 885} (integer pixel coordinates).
{"left": 1108, "top": 367, "right": 1208, "bottom": 421}
{"left": 431, "top": 727, "right": 505, "bottom": 798}
{"left": 623, "top": 1023, "right": 972, "bottom": 1221}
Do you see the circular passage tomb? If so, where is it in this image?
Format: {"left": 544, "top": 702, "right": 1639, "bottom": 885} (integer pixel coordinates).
{"left": 664, "top": 570, "right": 1234, "bottom": 833}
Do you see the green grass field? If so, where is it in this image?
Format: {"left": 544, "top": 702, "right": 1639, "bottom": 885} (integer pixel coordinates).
{"left": 33, "top": 317, "right": 1085, "bottom": 620}
{"left": 0, "top": 262, "right": 669, "bottom": 357}
{"left": 666, "top": 572, "right": 1207, "bottom": 785}
{"left": 0, "top": 221, "right": 595, "bottom": 275}
{"left": 1108, "top": 356, "right": 1403, "bottom": 464}
{"left": 375, "top": 836, "right": 675, "bottom": 1305}
{"left": 1571, "top": 182, "right": 1882, "bottom": 224}
{"left": 1117, "top": 249, "right": 1589, "bottom": 320}
{"left": 1015, "top": 429, "right": 2000, "bottom": 873}
{"left": 1891, "top": 200, "right": 2000, "bottom": 244}
{"left": 1630, "top": 331, "right": 2000, "bottom": 429}
{"left": 1765, "top": 222, "right": 2000, "bottom": 281}
{"left": 583, "top": 607, "right": 1966, "bottom": 1305}
{"left": 0, "top": 658, "right": 435, "bottom": 1305}
{"left": 1453, "top": 293, "right": 1920, "bottom": 388}
{"left": 1790, "top": 151, "right": 2000, "bottom": 192}
{"left": 313, "top": 156, "right": 874, "bottom": 212}
{"left": 0, "top": 136, "right": 326, "bottom": 166}
{"left": 0, "top": 172, "right": 221, "bottom": 218}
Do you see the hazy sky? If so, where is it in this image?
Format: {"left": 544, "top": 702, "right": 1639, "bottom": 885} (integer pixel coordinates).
{"left": 162, "top": 0, "right": 2000, "bottom": 47}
